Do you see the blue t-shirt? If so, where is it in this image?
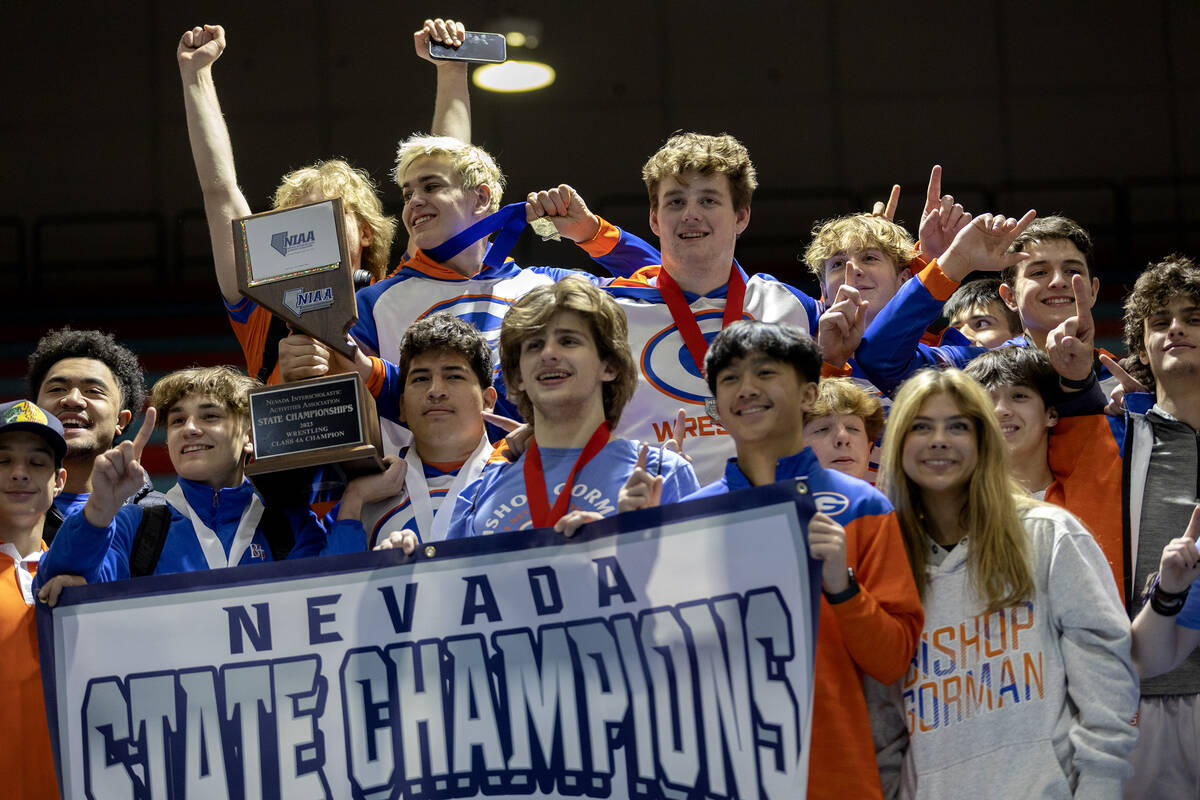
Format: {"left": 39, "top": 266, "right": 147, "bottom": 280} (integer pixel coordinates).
{"left": 446, "top": 438, "right": 698, "bottom": 537}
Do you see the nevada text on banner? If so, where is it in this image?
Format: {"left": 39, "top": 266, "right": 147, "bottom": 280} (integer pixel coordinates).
{"left": 38, "top": 482, "right": 820, "bottom": 800}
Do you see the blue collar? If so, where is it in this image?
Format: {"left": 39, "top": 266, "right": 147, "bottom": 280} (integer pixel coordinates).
{"left": 722, "top": 447, "right": 818, "bottom": 490}
{"left": 177, "top": 477, "right": 258, "bottom": 524}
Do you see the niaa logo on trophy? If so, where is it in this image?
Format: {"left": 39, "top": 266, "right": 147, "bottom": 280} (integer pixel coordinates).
{"left": 640, "top": 309, "right": 752, "bottom": 404}
{"left": 270, "top": 229, "right": 316, "bottom": 257}
{"left": 283, "top": 286, "right": 335, "bottom": 316}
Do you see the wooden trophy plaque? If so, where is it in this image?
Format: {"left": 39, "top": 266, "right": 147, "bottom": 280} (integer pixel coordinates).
{"left": 233, "top": 198, "right": 383, "bottom": 476}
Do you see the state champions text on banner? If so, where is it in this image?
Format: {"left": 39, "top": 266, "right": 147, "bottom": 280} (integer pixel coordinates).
{"left": 39, "top": 482, "right": 820, "bottom": 800}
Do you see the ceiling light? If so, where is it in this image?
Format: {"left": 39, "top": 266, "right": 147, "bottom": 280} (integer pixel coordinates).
{"left": 473, "top": 60, "right": 556, "bottom": 93}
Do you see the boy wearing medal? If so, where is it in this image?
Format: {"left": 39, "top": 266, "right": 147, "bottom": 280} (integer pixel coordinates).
{"left": 445, "top": 277, "right": 698, "bottom": 538}
{"left": 35, "top": 366, "right": 403, "bottom": 585}
{"left": 603, "top": 133, "right": 825, "bottom": 484}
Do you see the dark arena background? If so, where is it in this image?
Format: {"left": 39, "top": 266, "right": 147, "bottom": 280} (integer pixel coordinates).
{"left": 3, "top": 1, "right": 1196, "bottom": 480}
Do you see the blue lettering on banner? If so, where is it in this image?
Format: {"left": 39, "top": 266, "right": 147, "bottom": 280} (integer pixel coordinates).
{"left": 49, "top": 486, "right": 819, "bottom": 800}
{"left": 224, "top": 602, "right": 272, "bottom": 654}
{"left": 77, "top": 588, "right": 802, "bottom": 799}
{"left": 527, "top": 566, "right": 564, "bottom": 616}
{"left": 379, "top": 582, "right": 419, "bottom": 633}
{"left": 308, "top": 594, "right": 343, "bottom": 645}
{"left": 461, "top": 574, "right": 502, "bottom": 625}
{"left": 593, "top": 556, "right": 636, "bottom": 608}
{"left": 82, "top": 657, "right": 329, "bottom": 798}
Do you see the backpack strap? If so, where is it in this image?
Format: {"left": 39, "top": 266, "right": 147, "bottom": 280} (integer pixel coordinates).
{"left": 129, "top": 504, "right": 172, "bottom": 577}
{"left": 258, "top": 505, "right": 296, "bottom": 562}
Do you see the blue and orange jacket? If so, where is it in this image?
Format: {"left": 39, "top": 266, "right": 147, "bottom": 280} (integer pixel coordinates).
{"left": 686, "top": 448, "right": 923, "bottom": 800}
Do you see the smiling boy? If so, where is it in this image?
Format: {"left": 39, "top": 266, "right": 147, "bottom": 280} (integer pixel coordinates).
{"left": 0, "top": 400, "right": 70, "bottom": 797}
{"left": 446, "top": 277, "right": 697, "bottom": 538}
{"left": 1114, "top": 254, "right": 1200, "bottom": 797}
{"left": 35, "top": 367, "right": 397, "bottom": 585}
{"left": 674, "top": 321, "right": 921, "bottom": 800}
{"left": 603, "top": 133, "right": 830, "bottom": 483}
{"left": 27, "top": 327, "right": 162, "bottom": 541}
{"left": 365, "top": 313, "right": 498, "bottom": 547}
{"left": 999, "top": 216, "right": 1100, "bottom": 351}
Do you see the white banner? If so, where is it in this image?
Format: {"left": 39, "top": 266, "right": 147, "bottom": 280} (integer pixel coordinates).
{"left": 40, "top": 482, "right": 819, "bottom": 799}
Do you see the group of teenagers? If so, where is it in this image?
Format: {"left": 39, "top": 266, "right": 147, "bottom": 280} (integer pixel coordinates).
{"left": 4, "top": 15, "right": 1200, "bottom": 800}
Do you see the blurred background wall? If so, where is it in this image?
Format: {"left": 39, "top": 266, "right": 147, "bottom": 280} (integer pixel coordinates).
{"left": 3, "top": 0, "right": 1196, "bottom": 396}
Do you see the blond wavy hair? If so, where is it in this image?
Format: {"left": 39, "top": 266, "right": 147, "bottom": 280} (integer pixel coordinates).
{"left": 804, "top": 378, "right": 885, "bottom": 443}
{"left": 877, "top": 368, "right": 1034, "bottom": 612}
{"left": 151, "top": 366, "right": 260, "bottom": 433}
{"left": 802, "top": 214, "right": 915, "bottom": 288}
{"left": 393, "top": 134, "right": 505, "bottom": 214}
{"left": 272, "top": 160, "right": 397, "bottom": 281}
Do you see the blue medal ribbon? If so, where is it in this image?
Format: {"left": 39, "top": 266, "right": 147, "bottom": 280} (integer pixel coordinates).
{"left": 424, "top": 201, "right": 529, "bottom": 269}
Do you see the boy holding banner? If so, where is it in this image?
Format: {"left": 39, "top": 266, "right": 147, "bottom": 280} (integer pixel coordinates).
{"left": 623, "top": 320, "right": 922, "bottom": 800}
{"left": 34, "top": 367, "right": 402, "bottom": 586}
{"left": 444, "top": 277, "right": 698, "bottom": 539}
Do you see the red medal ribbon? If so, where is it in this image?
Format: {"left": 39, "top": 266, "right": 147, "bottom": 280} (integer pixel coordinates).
{"left": 656, "top": 264, "right": 747, "bottom": 377}
{"left": 524, "top": 420, "right": 612, "bottom": 528}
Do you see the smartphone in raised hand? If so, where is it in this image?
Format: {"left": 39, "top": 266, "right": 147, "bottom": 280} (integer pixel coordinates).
{"left": 429, "top": 31, "right": 506, "bottom": 64}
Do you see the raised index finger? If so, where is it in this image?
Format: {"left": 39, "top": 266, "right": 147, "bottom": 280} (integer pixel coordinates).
{"left": 671, "top": 408, "right": 687, "bottom": 448}
{"left": 1006, "top": 209, "right": 1037, "bottom": 243}
{"left": 884, "top": 184, "right": 900, "bottom": 221}
{"left": 481, "top": 411, "right": 523, "bottom": 432}
{"left": 924, "top": 165, "right": 943, "bottom": 214}
{"left": 130, "top": 407, "right": 156, "bottom": 457}
{"left": 1098, "top": 353, "right": 1148, "bottom": 394}
{"left": 1186, "top": 506, "right": 1200, "bottom": 543}
{"left": 1071, "top": 273, "right": 1094, "bottom": 331}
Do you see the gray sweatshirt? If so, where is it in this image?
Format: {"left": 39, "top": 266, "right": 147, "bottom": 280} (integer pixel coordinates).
{"left": 898, "top": 504, "right": 1139, "bottom": 799}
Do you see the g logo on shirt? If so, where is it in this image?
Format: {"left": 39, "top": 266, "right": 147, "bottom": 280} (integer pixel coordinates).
{"left": 418, "top": 294, "right": 516, "bottom": 348}
{"left": 812, "top": 491, "right": 850, "bottom": 516}
{"left": 640, "top": 310, "right": 752, "bottom": 404}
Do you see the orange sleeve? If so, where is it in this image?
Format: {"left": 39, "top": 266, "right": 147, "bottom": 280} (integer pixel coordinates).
{"left": 364, "top": 356, "right": 386, "bottom": 398}
{"left": 832, "top": 511, "right": 924, "bottom": 684}
{"left": 821, "top": 361, "right": 855, "bottom": 378}
{"left": 226, "top": 300, "right": 273, "bottom": 380}
{"left": 575, "top": 216, "right": 622, "bottom": 258}
{"left": 488, "top": 438, "right": 514, "bottom": 464}
{"left": 909, "top": 246, "right": 931, "bottom": 275}
{"left": 1046, "top": 415, "right": 1125, "bottom": 599}
{"left": 916, "top": 257, "right": 960, "bottom": 302}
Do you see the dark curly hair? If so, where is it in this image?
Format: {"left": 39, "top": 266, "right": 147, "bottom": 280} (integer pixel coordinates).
{"left": 1122, "top": 254, "right": 1200, "bottom": 393}
{"left": 399, "top": 313, "right": 494, "bottom": 390}
{"left": 27, "top": 328, "right": 146, "bottom": 417}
